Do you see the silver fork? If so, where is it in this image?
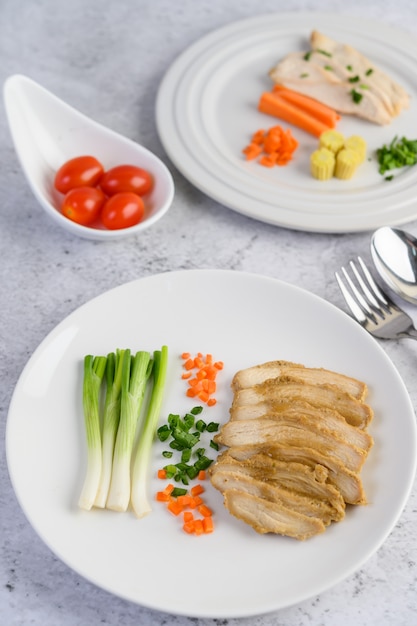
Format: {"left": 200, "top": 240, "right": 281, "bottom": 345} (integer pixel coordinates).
{"left": 335, "top": 256, "right": 417, "bottom": 340}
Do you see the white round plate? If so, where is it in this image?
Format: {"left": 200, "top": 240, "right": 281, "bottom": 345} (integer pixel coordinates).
{"left": 6, "top": 270, "right": 417, "bottom": 618}
{"left": 156, "top": 13, "right": 417, "bottom": 233}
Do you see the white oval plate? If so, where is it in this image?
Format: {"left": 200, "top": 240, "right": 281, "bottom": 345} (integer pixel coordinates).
{"left": 156, "top": 13, "right": 417, "bottom": 233}
{"left": 6, "top": 270, "right": 417, "bottom": 618}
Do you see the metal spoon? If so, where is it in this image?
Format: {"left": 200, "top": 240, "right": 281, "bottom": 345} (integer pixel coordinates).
{"left": 371, "top": 226, "right": 417, "bottom": 304}
{"left": 3, "top": 74, "right": 174, "bottom": 240}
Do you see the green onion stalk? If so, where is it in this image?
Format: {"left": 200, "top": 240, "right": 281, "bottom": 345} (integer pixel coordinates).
{"left": 94, "top": 350, "right": 127, "bottom": 508}
{"left": 131, "top": 346, "right": 169, "bottom": 518}
{"left": 78, "top": 355, "right": 107, "bottom": 511}
{"left": 106, "top": 351, "right": 152, "bottom": 512}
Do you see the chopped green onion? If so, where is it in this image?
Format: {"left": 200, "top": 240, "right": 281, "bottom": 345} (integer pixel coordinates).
{"left": 348, "top": 75, "right": 360, "bottom": 83}
{"left": 365, "top": 68, "right": 374, "bottom": 76}
{"left": 131, "top": 346, "right": 169, "bottom": 518}
{"left": 78, "top": 355, "right": 107, "bottom": 510}
{"left": 376, "top": 135, "right": 417, "bottom": 174}
{"left": 317, "top": 48, "right": 332, "bottom": 57}
{"left": 346, "top": 64, "right": 353, "bottom": 71}
{"left": 210, "top": 440, "right": 219, "bottom": 451}
{"left": 206, "top": 422, "right": 219, "bottom": 433}
{"left": 300, "top": 73, "right": 309, "bottom": 78}
{"left": 162, "top": 450, "right": 173, "bottom": 458}
{"left": 190, "top": 406, "right": 203, "bottom": 415}
{"left": 171, "top": 487, "right": 188, "bottom": 497}
{"left": 324, "top": 65, "right": 333, "bottom": 71}
{"left": 350, "top": 89, "right": 363, "bottom": 104}
{"left": 303, "top": 50, "right": 312, "bottom": 61}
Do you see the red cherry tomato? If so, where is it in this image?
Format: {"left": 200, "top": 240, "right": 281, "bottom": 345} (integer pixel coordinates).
{"left": 100, "top": 165, "right": 153, "bottom": 197}
{"left": 101, "top": 192, "right": 145, "bottom": 230}
{"left": 61, "top": 187, "right": 106, "bottom": 226}
{"left": 54, "top": 156, "right": 104, "bottom": 194}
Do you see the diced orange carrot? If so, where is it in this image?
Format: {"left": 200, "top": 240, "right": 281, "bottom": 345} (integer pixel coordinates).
{"left": 183, "top": 520, "right": 195, "bottom": 534}
{"left": 157, "top": 469, "right": 167, "bottom": 479}
{"left": 181, "top": 352, "right": 191, "bottom": 359}
{"left": 184, "top": 358, "right": 194, "bottom": 370}
{"left": 259, "top": 155, "right": 276, "bottom": 168}
{"left": 183, "top": 511, "right": 194, "bottom": 523}
{"left": 186, "top": 388, "right": 198, "bottom": 397}
{"left": 198, "top": 390, "right": 209, "bottom": 403}
{"left": 243, "top": 143, "right": 263, "bottom": 160}
{"left": 191, "top": 484, "right": 205, "bottom": 497}
{"left": 167, "top": 500, "right": 184, "bottom": 516}
{"left": 198, "top": 470, "right": 206, "bottom": 481}
{"left": 177, "top": 494, "right": 191, "bottom": 507}
{"left": 251, "top": 129, "right": 266, "bottom": 144}
{"left": 156, "top": 491, "right": 170, "bottom": 502}
{"left": 198, "top": 504, "right": 213, "bottom": 517}
{"left": 203, "top": 516, "right": 214, "bottom": 533}
{"left": 214, "top": 361, "right": 224, "bottom": 370}
{"left": 181, "top": 371, "right": 192, "bottom": 379}
{"left": 207, "top": 398, "right": 217, "bottom": 407}
{"left": 163, "top": 483, "right": 175, "bottom": 495}
{"left": 193, "top": 519, "right": 204, "bottom": 535}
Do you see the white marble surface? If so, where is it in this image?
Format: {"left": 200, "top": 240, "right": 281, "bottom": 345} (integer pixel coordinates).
{"left": 1, "top": 0, "right": 417, "bottom": 624}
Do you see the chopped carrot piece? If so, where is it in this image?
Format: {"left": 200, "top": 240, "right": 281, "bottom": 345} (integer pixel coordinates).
{"left": 198, "top": 470, "right": 206, "bottom": 481}
{"left": 186, "top": 387, "right": 198, "bottom": 397}
{"left": 243, "top": 143, "right": 263, "bottom": 160}
{"left": 188, "top": 377, "right": 199, "bottom": 387}
{"left": 259, "top": 155, "right": 276, "bottom": 167}
{"left": 181, "top": 352, "right": 191, "bottom": 359}
{"left": 156, "top": 491, "right": 170, "bottom": 502}
{"left": 177, "top": 494, "right": 191, "bottom": 507}
{"left": 203, "top": 516, "right": 214, "bottom": 533}
{"left": 198, "top": 390, "right": 209, "bottom": 403}
{"left": 181, "top": 371, "right": 192, "bottom": 379}
{"left": 191, "top": 484, "right": 205, "bottom": 497}
{"left": 163, "top": 483, "right": 174, "bottom": 495}
{"left": 205, "top": 353, "right": 213, "bottom": 364}
{"left": 167, "top": 500, "right": 183, "bottom": 516}
{"left": 183, "top": 511, "right": 194, "bottom": 523}
{"left": 193, "top": 519, "right": 204, "bottom": 536}
{"left": 157, "top": 469, "right": 167, "bottom": 479}
{"left": 198, "top": 504, "right": 213, "bottom": 517}
{"left": 183, "top": 520, "right": 195, "bottom": 534}
{"left": 207, "top": 398, "right": 217, "bottom": 407}
{"left": 184, "top": 358, "right": 194, "bottom": 370}
{"left": 251, "top": 129, "right": 266, "bottom": 144}
{"left": 214, "top": 361, "right": 224, "bottom": 370}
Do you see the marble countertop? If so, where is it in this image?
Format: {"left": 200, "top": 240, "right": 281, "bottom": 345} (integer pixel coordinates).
{"left": 1, "top": 0, "right": 416, "bottom": 624}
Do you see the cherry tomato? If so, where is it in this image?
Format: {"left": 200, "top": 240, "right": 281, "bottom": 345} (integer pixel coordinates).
{"left": 100, "top": 165, "right": 153, "bottom": 197}
{"left": 101, "top": 192, "right": 145, "bottom": 230}
{"left": 61, "top": 187, "right": 106, "bottom": 226}
{"left": 54, "top": 156, "right": 104, "bottom": 193}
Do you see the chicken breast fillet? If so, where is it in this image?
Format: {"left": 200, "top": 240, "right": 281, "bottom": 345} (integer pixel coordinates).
{"left": 223, "top": 490, "right": 326, "bottom": 539}
{"left": 268, "top": 30, "right": 409, "bottom": 125}
{"left": 231, "top": 360, "right": 368, "bottom": 400}
{"left": 233, "top": 376, "right": 373, "bottom": 429}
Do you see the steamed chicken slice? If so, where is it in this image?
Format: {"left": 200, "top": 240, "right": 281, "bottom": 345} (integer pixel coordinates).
{"left": 214, "top": 417, "right": 366, "bottom": 472}
{"left": 230, "top": 400, "right": 373, "bottom": 453}
{"left": 268, "top": 30, "right": 409, "bottom": 125}
{"left": 231, "top": 360, "right": 368, "bottom": 400}
{"left": 211, "top": 453, "right": 345, "bottom": 520}
{"left": 232, "top": 376, "right": 373, "bottom": 429}
{"left": 223, "top": 489, "right": 326, "bottom": 539}
{"left": 225, "top": 444, "right": 366, "bottom": 504}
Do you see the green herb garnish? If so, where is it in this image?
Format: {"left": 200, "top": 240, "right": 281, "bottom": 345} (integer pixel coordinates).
{"left": 365, "top": 68, "right": 374, "bottom": 76}
{"left": 348, "top": 75, "right": 360, "bottom": 83}
{"left": 350, "top": 89, "right": 363, "bottom": 104}
{"left": 376, "top": 135, "right": 417, "bottom": 175}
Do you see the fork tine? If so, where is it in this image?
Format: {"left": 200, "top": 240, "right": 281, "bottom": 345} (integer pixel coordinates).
{"left": 335, "top": 270, "right": 368, "bottom": 323}
{"left": 341, "top": 264, "right": 378, "bottom": 319}
{"left": 357, "top": 256, "right": 392, "bottom": 309}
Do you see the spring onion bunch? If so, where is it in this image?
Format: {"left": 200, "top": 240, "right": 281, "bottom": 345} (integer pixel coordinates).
{"left": 78, "top": 346, "right": 168, "bottom": 514}
{"left": 78, "top": 355, "right": 107, "bottom": 510}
